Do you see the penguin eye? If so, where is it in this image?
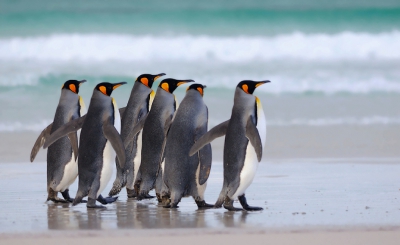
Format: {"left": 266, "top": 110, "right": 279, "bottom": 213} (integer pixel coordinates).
{"left": 242, "top": 84, "right": 249, "bottom": 94}
{"left": 161, "top": 82, "right": 169, "bottom": 92}
{"left": 99, "top": 86, "right": 107, "bottom": 95}
{"left": 197, "top": 87, "right": 203, "bottom": 96}
{"left": 141, "top": 77, "right": 149, "bottom": 87}
{"left": 69, "top": 84, "right": 77, "bottom": 93}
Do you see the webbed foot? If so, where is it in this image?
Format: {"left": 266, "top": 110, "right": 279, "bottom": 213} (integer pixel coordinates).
{"left": 97, "top": 194, "right": 118, "bottom": 205}
{"left": 196, "top": 200, "right": 214, "bottom": 209}
{"left": 87, "top": 197, "right": 106, "bottom": 209}
{"left": 238, "top": 194, "right": 263, "bottom": 211}
{"left": 222, "top": 196, "right": 243, "bottom": 211}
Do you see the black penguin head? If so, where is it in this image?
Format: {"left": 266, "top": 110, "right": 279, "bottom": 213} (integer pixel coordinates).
{"left": 237, "top": 80, "right": 271, "bottom": 94}
{"left": 95, "top": 82, "right": 127, "bottom": 96}
{"left": 186, "top": 83, "right": 207, "bottom": 97}
{"left": 136, "top": 73, "right": 166, "bottom": 88}
{"left": 62, "top": 80, "right": 86, "bottom": 94}
{"left": 159, "top": 78, "right": 194, "bottom": 93}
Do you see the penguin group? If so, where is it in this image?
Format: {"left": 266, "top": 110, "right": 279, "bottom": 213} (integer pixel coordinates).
{"left": 30, "top": 74, "right": 270, "bottom": 211}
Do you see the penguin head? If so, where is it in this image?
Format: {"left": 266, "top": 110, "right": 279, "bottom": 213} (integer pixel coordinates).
{"left": 186, "top": 83, "right": 207, "bottom": 97}
{"left": 237, "top": 80, "right": 271, "bottom": 94}
{"left": 136, "top": 73, "right": 166, "bottom": 88}
{"left": 95, "top": 82, "right": 127, "bottom": 96}
{"left": 159, "top": 78, "right": 194, "bottom": 93}
{"left": 62, "top": 80, "right": 86, "bottom": 94}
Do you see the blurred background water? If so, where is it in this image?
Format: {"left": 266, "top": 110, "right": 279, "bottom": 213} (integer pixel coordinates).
{"left": 0, "top": 0, "right": 399, "bottom": 134}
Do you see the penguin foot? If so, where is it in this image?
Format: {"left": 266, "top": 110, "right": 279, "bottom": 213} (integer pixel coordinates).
{"left": 195, "top": 200, "right": 214, "bottom": 209}
{"left": 47, "top": 197, "right": 69, "bottom": 204}
{"left": 61, "top": 189, "right": 74, "bottom": 203}
{"left": 137, "top": 192, "right": 155, "bottom": 201}
{"left": 87, "top": 197, "right": 106, "bottom": 209}
{"left": 238, "top": 194, "right": 263, "bottom": 211}
{"left": 87, "top": 204, "right": 107, "bottom": 209}
{"left": 223, "top": 196, "right": 243, "bottom": 211}
{"left": 126, "top": 188, "right": 137, "bottom": 198}
{"left": 223, "top": 204, "right": 243, "bottom": 211}
{"left": 97, "top": 194, "right": 118, "bottom": 205}
{"left": 163, "top": 203, "right": 179, "bottom": 209}
{"left": 243, "top": 206, "right": 263, "bottom": 211}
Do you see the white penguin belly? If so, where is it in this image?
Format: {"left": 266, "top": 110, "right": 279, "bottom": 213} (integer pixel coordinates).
{"left": 128, "top": 129, "right": 143, "bottom": 189}
{"left": 97, "top": 141, "right": 115, "bottom": 197}
{"left": 56, "top": 153, "right": 78, "bottom": 192}
{"left": 232, "top": 99, "right": 266, "bottom": 199}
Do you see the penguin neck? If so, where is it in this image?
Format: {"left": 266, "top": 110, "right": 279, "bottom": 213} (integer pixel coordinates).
{"left": 58, "top": 89, "right": 79, "bottom": 107}
{"left": 152, "top": 87, "right": 176, "bottom": 112}
{"left": 231, "top": 88, "right": 256, "bottom": 120}
{"left": 90, "top": 90, "right": 112, "bottom": 108}
{"left": 127, "top": 82, "right": 152, "bottom": 106}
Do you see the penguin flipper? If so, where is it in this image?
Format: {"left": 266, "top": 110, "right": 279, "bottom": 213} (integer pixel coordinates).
{"left": 246, "top": 117, "right": 263, "bottom": 162}
{"left": 198, "top": 143, "right": 212, "bottom": 185}
{"left": 123, "top": 113, "right": 148, "bottom": 147}
{"left": 189, "top": 120, "right": 230, "bottom": 156}
{"left": 103, "top": 119, "right": 126, "bottom": 168}
{"left": 119, "top": 107, "right": 126, "bottom": 118}
{"left": 68, "top": 132, "right": 79, "bottom": 161}
{"left": 30, "top": 123, "right": 53, "bottom": 162}
{"left": 43, "top": 115, "right": 86, "bottom": 149}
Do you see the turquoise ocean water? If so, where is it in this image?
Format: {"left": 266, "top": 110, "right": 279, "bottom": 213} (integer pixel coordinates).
{"left": 0, "top": 0, "right": 400, "bottom": 131}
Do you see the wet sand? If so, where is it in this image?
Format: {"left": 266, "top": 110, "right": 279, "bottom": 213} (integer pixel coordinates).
{"left": 1, "top": 126, "right": 400, "bottom": 244}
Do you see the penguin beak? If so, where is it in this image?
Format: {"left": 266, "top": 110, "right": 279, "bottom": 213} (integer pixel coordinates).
{"left": 203, "top": 85, "right": 207, "bottom": 89}
{"left": 153, "top": 73, "right": 166, "bottom": 81}
{"left": 112, "top": 82, "right": 127, "bottom": 90}
{"left": 255, "top": 80, "right": 271, "bottom": 88}
{"left": 177, "top": 79, "right": 194, "bottom": 86}
{"left": 78, "top": 80, "right": 87, "bottom": 86}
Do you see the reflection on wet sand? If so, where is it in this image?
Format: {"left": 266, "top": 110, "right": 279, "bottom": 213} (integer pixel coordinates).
{"left": 46, "top": 199, "right": 252, "bottom": 230}
{"left": 47, "top": 200, "right": 225, "bottom": 230}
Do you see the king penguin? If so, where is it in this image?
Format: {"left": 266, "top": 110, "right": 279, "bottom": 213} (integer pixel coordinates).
{"left": 30, "top": 79, "right": 86, "bottom": 203}
{"left": 44, "top": 82, "right": 127, "bottom": 208}
{"left": 161, "top": 84, "right": 214, "bottom": 209}
{"left": 190, "top": 80, "right": 270, "bottom": 211}
{"left": 133, "top": 78, "right": 193, "bottom": 200}
{"left": 109, "top": 73, "right": 165, "bottom": 198}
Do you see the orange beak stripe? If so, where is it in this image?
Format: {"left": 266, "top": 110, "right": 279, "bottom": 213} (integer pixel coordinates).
{"left": 69, "top": 84, "right": 77, "bottom": 93}
{"left": 177, "top": 82, "right": 187, "bottom": 86}
{"left": 255, "top": 83, "right": 264, "bottom": 88}
{"left": 99, "top": 86, "right": 107, "bottom": 95}
{"left": 242, "top": 84, "right": 249, "bottom": 94}
{"left": 141, "top": 77, "right": 149, "bottom": 87}
{"left": 113, "top": 84, "right": 122, "bottom": 90}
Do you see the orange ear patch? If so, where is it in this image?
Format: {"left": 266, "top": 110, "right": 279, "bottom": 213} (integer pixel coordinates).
{"left": 69, "top": 84, "right": 77, "bottom": 93}
{"left": 99, "top": 86, "right": 107, "bottom": 95}
{"left": 197, "top": 87, "right": 203, "bottom": 96}
{"left": 242, "top": 84, "right": 249, "bottom": 94}
{"left": 161, "top": 82, "right": 169, "bottom": 92}
{"left": 141, "top": 77, "right": 149, "bottom": 87}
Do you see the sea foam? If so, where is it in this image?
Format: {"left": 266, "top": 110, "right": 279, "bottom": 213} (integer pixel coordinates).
{"left": 1, "top": 31, "right": 400, "bottom": 62}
